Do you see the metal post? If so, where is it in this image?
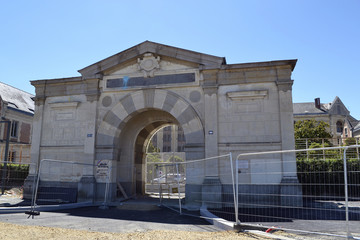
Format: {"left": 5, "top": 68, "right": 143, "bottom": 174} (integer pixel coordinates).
{"left": 229, "top": 152, "right": 240, "bottom": 225}
{"left": 230, "top": 152, "right": 238, "bottom": 223}
{"left": 235, "top": 154, "right": 239, "bottom": 224}
{"left": 32, "top": 159, "right": 43, "bottom": 210}
{"left": 322, "top": 139, "right": 326, "bottom": 161}
{"left": 356, "top": 138, "right": 359, "bottom": 161}
{"left": 306, "top": 139, "right": 309, "bottom": 161}
{"left": 175, "top": 163, "right": 182, "bottom": 214}
{"left": 342, "top": 146, "right": 350, "bottom": 239}
{"left": 30, "top": 163, "right": 38, "bottom": 210}
{"left": 1, "top": 121, "right": 11, "bottom": 194}
{"left": 100, "top": 166, "right": 111, "bottom": 209}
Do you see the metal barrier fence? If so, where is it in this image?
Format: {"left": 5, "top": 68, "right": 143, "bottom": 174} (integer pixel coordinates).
{"left": 0, "top": 161, "right": 34, "bottom": 205}
{"left": 152, "top": 154, "right": 236, "bottom": 219}
{"left": 30, "top": 159, "right": 112, "bottom": 211}
{"left": 145, "top": 152, "right": 186, "bottom": 201}
{"left": 3, "top": 145, "right": 360, "bottom": 239}
{"left": 235, "top": 145, "right": 360, "bottom": 239}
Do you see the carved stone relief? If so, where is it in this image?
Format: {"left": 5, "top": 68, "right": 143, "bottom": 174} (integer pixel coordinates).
{"left": 137, "top": 53, "right": 160, "bottom": 78}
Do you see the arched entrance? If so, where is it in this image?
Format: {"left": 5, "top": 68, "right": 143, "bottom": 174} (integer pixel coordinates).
{"left": 96, "top": 89, "right": 205, "bottom": 198}
{"left": 117, "top": 109, "right": 180, "bottom": 196}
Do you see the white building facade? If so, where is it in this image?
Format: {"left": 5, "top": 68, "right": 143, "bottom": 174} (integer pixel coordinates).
{"left": 25, "top": 41, "right": 300, "bottom": 206}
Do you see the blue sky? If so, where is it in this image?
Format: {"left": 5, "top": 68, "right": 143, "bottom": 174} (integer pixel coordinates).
{"left": 1, "top": 0, "right": 359, "bottom": 119}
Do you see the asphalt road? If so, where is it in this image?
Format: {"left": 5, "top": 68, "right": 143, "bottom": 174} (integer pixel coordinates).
{"left": 0, "top": 200, "right": 221, "bottom": 233}
{"left": 1, "top": 196, "right": 360, "bottom": 239}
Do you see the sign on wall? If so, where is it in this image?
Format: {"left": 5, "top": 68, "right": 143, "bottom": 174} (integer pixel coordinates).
{"left": 96, "top": 160, "right": 112, "bottom": 183}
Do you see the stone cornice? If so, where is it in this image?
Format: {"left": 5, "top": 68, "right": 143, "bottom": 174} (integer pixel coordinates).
{"left": 31, "top": 77, "right": 100, "bottom": 100}
{"left": 276, "top": 80, "right": 294, "bottom": 92}
{"left": 202, "top": 85, "right": 218, "bottom": 95}
{"left": 31, "top": 77, "right": 83, "bottom": 86}
{"left": 33, "top": 97, "right": 45, "bottom": 106}
{"left": 218, "top": 59, "right": 297, "bottom": 71}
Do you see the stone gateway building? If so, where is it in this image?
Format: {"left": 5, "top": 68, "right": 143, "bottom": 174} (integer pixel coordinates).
{"left": 26, "top": 41, "right": 299, "bottom": 206}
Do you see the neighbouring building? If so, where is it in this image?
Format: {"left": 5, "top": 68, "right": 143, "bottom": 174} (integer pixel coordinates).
{"left": 293, "top": 96, "right": 359, "bottom": 144}
{"left": 354, "top": 122, "right": 360, "bottom": 139}
{"left": 25, "top": 41, "right": 300, "bottom": 207}
{"left": 150, "top": 125, "right": 185, "bottom": 153}
{"left": 0, "top": 82, "right": 34, "bottom": 164}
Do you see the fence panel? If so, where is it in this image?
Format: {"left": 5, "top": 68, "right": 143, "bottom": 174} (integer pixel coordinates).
{"left": 152, "top": 153, "right": 237, "bottom": 221}
{"left": 234, "top": 145, "right": 360, "bottom": 239}
{"left": 145, "top": 152, "right": 186, "bottom": 213}
{"left": 30, "top": 159, "right": 112, "bottom": 210}
{"left": 0, "top": 161, "right": 35, "bottom": 206}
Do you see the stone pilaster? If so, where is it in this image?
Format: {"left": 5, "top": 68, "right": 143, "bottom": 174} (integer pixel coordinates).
{"left": 277, "top": 78, "right": 303, "bottom": 207}
{"left": 276, "top": 80, "right": 296, "bottom": 176}
{"left": 203, "top": 85, "right": 219, "bottom": 176}
{"left": 201, "top": 85, "right": 222, "bottom": 209}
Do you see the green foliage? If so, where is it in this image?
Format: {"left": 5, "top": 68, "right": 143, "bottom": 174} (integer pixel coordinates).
{"left": 0, "top": 164, "right": 30, "bottom": 184}
{"left": 294, "top": 119, "right": 333, "bottom": 150}
{"left": 297, "top": 158, "right": 360, "bottom": 198}
{"left": 294, "top": 119, "right": 332, "bottom": 139}
{"left": 146, "top": 153, "right": 161, "bottom": 163}
{"left": 344, "top": 138, "right": 356, "bottom": 146}
{"left": 147, "top": 141, "right": 160, "bottom": 153}
{"left": 344, "top": 137, "right": 359, "bottom": 159}
{"left": 307, "top": 142, "right": 341, "bottom": 160}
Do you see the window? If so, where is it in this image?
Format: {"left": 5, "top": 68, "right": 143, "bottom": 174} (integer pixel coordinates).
{"left": 10, "top": 121, "right": 19, "bottom": 138}
{"left": 163, "top": 133, "right": 171, "bottom": 142}
{"left": 178, "top": 132, "right": 185, "bottom": 141}
{"left": 163, "top": 145, "right": 171, "bottom": 152}
{"left": 345, "top": 128, "right": 348, "bottom": 138}
{"left": 8, "top": 151, "right": 16, "bottom": 162}
{"left": 178, "top": 145, "right": 184, "bottom": 152}
{"left": 336, "top": 121, "right": 343, "bottom": 133}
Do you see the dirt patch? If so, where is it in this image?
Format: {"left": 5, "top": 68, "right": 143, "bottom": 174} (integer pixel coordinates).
{"left": 0, "top": 222, "right": 269, "bottom": 240}
{"left": 2, "top": 187, "right": 23, "bottom": 198}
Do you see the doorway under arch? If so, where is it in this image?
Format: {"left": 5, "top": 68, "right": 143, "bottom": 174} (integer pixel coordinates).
{"left": 144, "top": 124, "right": 186, "bottom": 198}
{"left": 117, "top": 109, "right": 182, "bottom": 196}
{"left": 95, "top": 89, "right": 205, "bottom": 200}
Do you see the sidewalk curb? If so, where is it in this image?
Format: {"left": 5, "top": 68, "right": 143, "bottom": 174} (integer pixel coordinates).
{"left": 199, "top": 205, "right": 234, "bottom": 231}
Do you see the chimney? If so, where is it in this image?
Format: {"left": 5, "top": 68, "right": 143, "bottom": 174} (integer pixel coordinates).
{"left": 315, "top": 98, "right": 321, "bottom": 109}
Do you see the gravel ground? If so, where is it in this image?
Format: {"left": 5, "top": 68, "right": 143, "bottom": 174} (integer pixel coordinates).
{"left": 0, "top": 192, "right": 264, "bottom": 240}
{"left": 0, "top": 222, "right": 264, "bottom": 240}
{"left": 1, "top": 190, "right": 358, "bottom": 240}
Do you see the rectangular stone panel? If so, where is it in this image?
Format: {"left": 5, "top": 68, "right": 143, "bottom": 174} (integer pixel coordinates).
{"left": 106, "top": 73, "right": 195, "bottom": 88}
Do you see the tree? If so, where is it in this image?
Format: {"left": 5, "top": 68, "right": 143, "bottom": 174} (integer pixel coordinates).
{"left": 147, "top": 141, "right": 160, "bottom": 153}
{"left": 294, "top": 119, "right": 333, "bottom": 150}
{"left": 294, "top": 119, "right": 332, "bottom": 139}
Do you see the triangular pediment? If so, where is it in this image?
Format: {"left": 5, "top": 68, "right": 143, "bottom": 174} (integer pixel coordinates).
{"left": 107, "top": 53, "right": 200, "bottom": 77}
{"left": 78, "top": 41, "right": 226, "bottom": 78}
{"left": 328, "top": 96, "right": 350, "bottom": 116}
